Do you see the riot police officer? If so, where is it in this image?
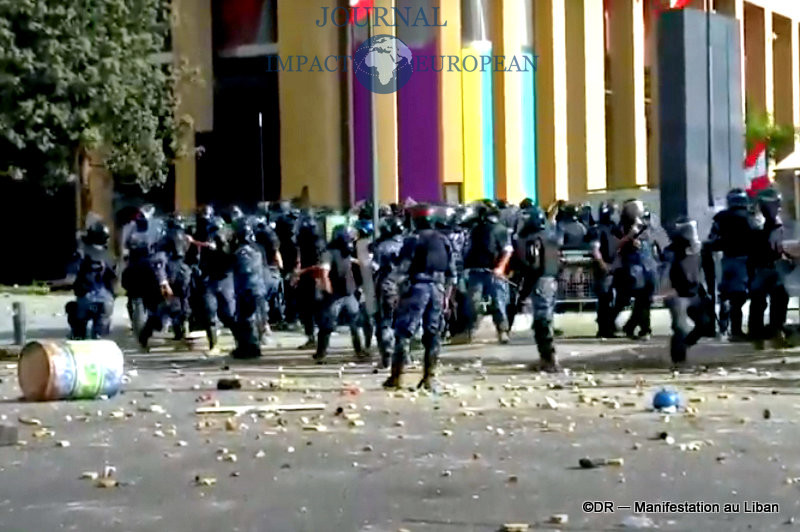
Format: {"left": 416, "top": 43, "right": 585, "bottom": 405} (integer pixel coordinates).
{"left": 159, "top": 213, "right": 192, "bottom": 340}
{"left": 703, "top": 188, "right": 755, "bottom": 341}
{"left": 373, "top": 217, "right": 406, "bottom": 368}
{"left": 254, "top": 213, "right": 284, "bottom": 334}
{"left": 67, "top": 221, "right": 117, "bottom": 339}
{"left": 589, "top": 201, "right": 619, "bottom": 338}
{"left": 383, "top": 205, "right": 456, "bottom": 390}
{"left": 353, "top": 218, "right": 376, "bottom": 353}
{"left": 313, "top": 225, "right": 366, "bottom": 362}
{"left": 231, "top": 219, "right": 267, "bottom": 359}
{"left": 748, "top": 188, "right": 789, "bottom": 348}
{"left": 664, "top": 218, "right": 713, "bottom": 366}
{"left": 294, "top": 212, "right": 327, "bottom": 349}
{"left": 123, "top": 210, "right": 171, "bottom": 348}
{"left": 463, "top": 202, "right": 513, "bottom": 344}
{"left": 273, "top": 201, "right": 299, "bottom": 328}
{"left": 611, "top": 199, "right": 657, "bottom": 340}
{"left": 515, "top": 205, "right": 563, "bottom": 372}
{"left": 186, "top": 205, "right": 235, "bottom": 352}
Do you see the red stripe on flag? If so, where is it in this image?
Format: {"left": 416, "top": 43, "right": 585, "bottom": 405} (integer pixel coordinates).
{"left": 745, "top": 141, "right": 766, "bottom": 168}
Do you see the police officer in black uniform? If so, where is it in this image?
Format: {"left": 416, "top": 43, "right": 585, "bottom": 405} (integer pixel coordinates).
{"left": 159, "top": 213, "right": 192, "bottom": 340}
{"left": 231, "top": 219, "right": 267, "bottom": 359}
{"left": 589, "top": 201, "right": 619, "bottom": 338}
{"left": 294, "top": 212, "right": 327, "bottom": 349}
{"left": 186, "top": 205, "right": 235, "bottom": 351}
{"left": 515, "top": 205, "right": 563, "bottom": 372}
{"left": 123, "top": 211, "right": 171, "bottom": 349}
{"left": 313, "top": 225, "right": 366, "bottom": 362}
{"left": 273, "top": 201, "right": 299, "bottom": 328}
{"left": 67, "top": 221, "right": 117, "bottom": 339}
{"left": 703, "top": 188, "right": 755, "bottom": 341}
{"left": 664, "top": 218, "right": 713, "bottom": 366}
{"left": 463, "top": 202, "right": 513, "bottom": 344}
{"left": 611, "top": 199, "right": 657, "bottom": 340}
{"left": 373, "top": 216, "right": 406, "bottom": 368}
{"left": 748, "top": 188, "right": 789, "bottom": 348}
{"left": 254, "top": 213, "right": 283, "bottom": 335}
{"left": 383, "top": 205, "right": 456, "bottom": 390}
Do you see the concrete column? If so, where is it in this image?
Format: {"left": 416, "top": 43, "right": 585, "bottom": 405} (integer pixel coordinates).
{"left": 565, "top": 0, "right": 607, "bottom": 197}
{"left": 773, "top": 14, "right": 794, "bottom": 161}
{"left": 534, "top": 0, "right": 569, "bottom": 204}
{"left": 438, "top": 0, "right": 464, "bottom": 192}
{"left": 715, "top": 0, "right": 745, "bottom": 117}
{"left": 607, "top": 0, "right": 648, "bottom": 189}
{"left": 172, "top": 0, "right": 213, "bottom": 214}
{"left": 278, "top": 0, "right": 344, "bottom": 207}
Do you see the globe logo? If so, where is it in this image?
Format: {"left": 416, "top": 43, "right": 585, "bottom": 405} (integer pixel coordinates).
{"left": 353, "top": 34, "right": 414, "bottom": 94}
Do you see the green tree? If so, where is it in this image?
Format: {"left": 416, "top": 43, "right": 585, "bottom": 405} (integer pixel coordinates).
{"left": 0, "top": 0, "right": 187, "bottom": 190}
{"left": 745, "top": 108, "right": 798, "bottom": 165}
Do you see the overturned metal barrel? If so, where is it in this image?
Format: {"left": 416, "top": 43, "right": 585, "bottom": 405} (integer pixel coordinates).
{"left": 18, "top": 340, "right": 124, "bottom": 401}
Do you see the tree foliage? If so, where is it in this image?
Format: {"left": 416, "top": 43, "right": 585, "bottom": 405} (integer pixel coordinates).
{"left": 0, "top": 0, "right": 186, "bottom": 190}
{"left": 745, "top": 107, "right": 798, "bottom": 164}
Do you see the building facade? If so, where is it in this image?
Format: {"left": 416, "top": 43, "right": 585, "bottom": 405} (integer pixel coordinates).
{"left": 168, "top": 0, "right": 800, "bottom": 212}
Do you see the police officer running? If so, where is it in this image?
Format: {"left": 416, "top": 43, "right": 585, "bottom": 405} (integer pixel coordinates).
{"left": 664, "top": 218, "right": 713, "bottom": 366}
{"left": 383, "top": 205, "right": 456, "bottom": 390}
{"left": 748, "top": 188, "right": 790, "bottom": 348}
{"left": 703, "top": 188, "right": 755, "bottom": 341}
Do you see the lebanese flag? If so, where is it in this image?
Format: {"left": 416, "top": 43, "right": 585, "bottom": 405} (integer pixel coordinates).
{"left": 745, "top": 141, "right": 770, "bottom": 197}
{"left": 349, "top": 0, "right": 373, "bottom": 25}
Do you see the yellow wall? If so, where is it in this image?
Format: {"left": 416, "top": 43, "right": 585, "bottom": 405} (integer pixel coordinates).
{"left": 534, "top": 0, "right": 569, "bottom": 204}
{"left": 277, "top": 0, "right": 344, "bottom": 207}
{"left": 439, "top": 0, "right": 464, "bottom": 190}
{"left": 172, "top": 0, "right": 213, "bottom": 214}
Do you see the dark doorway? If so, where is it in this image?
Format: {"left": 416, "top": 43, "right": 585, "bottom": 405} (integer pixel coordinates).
{"left": 198, "top": 56, "right": 281, "bottom": 210}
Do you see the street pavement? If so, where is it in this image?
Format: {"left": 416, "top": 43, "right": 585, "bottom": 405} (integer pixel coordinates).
{"left": 1, "top": 294, "right": 800, "bottom": 531}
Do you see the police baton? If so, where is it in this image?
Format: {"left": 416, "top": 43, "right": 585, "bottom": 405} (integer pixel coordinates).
{"left": 480, "top": 268, "right": 519, "bottom": 289}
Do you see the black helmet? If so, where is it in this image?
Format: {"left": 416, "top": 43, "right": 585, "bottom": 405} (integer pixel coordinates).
{"left": 726, "top": 188, "right": 748, "bottom": 209}
{"left": 233, "top": 218, "right": 254, "bottom": 244}
{"left": 197, "top": 205, "right": 214, "bottom": 221}
{"left": 621, "top": 199, "right": 644, "bottom": 222}
{"left": 520, "top": 205, "right": 547, "bottom": 235}
{"left": 380, "top": 217, "right": 404, "bottom": 237}
{"left": 354, "top": 218, "right": 374, "bottom": 238}
{"left": 409, "top": 204, "right": 436, "bottom": 230}
{"left": 671, "top": 217, "right": 699, "bottom": 243}
{"left": 757, "top": 187, "right": 782, "bottom": 221}
{"left": 579, "top": 203, "right": 594, "bottom": 226}
{"left": 85, "top": 221, "right": 110, "bottom": 247}
{"left": 598, "top": 201, "right": 617, "bottom": 225}
{"left": 166, "top": 213, "right": 186, "bottom": 232}
{"left": 519, "top": 198, "right": 534, "bottom": 210}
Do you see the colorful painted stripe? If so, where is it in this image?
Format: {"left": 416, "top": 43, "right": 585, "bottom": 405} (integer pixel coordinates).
{"left": 461, "top": 42, "right": 494, "bottom": 201}
{"left": 520, "top": 49, "right": 537, "bottom": 202}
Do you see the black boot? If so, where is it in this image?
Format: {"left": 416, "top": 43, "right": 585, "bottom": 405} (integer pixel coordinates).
{"left": 417, "top": 356, "right": 440, "bottom": 391}
{"left": 206, "top": 326, "right": 218, "bottom": 351}
{"left": 382, "top": 361, "right": 403, "bottom": 389}
{"left": 313, "top": 333, "right": 330, "bottom": 362}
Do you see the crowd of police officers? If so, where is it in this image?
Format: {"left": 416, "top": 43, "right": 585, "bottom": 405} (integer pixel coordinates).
{"left": 65, "top": 185, "right": 794, "bottom": 388}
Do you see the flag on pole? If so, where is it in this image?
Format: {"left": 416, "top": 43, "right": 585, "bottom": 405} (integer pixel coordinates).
{"left": 745, "top": 141, "right": 770, "bottom": 197}
{"left": 349, "top": 0, "right": 373, "bottom": 25}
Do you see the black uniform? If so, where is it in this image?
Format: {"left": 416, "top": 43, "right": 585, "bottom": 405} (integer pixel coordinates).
{"left": 295, "top": 216, "right": 326, "bottom": 347}
{"left": 68, "top": 241, "right": 117, "bottom": 340}
{"left": 704, "top": 198, "right": 755, "bottom": 339}
{"left": 159, "top": 216, "right": 192, "bottom": 340}
{"left": 373, "top": 230, "right": 405, "bottom": 367}
{"left": 664, "top": 221, "right": 713, "bottom": 364}
{"left": 314, "top": 229, "right": 364, "bottom": 361}
{"left": 589, "top": 203, "right": 619, "bottom": 338}
{"left": 231, "top": 222, "right": 267, "bottom": 359}
{"left": 748, "top": 190, "right": 789, "bottom": 344}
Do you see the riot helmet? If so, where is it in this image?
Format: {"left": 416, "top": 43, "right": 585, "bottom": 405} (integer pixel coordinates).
{"left": 598, "top": 201, "right": 618, "bottom": 225}
{"left": 757, "top": 187, "right": 782, "bottom": 222}
{"left": 579, "top": 203, "right": 595, "bottom": 227}
{"left": 621, "top": 199, "right": 645, "bottom": 223}
{"left": 726, "top": 188, "right": 748, "bottom": 209}
{"left": 409, "top": 204, "right": 436, "bottom": 230}
{"left": 354, "top": 218, "right": 374, "bottom": 239}
{"left": 380, "top": 217, "right": 404, "bottom": 238}
{"left": 85, "top": 221, "right": 110, "bottom": 247}
{"left": 520, "top": 205, "right": 547, "bottom": 235}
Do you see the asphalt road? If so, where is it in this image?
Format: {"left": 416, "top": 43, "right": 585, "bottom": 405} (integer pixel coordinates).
{"left": 1, "top": 295, "right": 800, "bottom": 531}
